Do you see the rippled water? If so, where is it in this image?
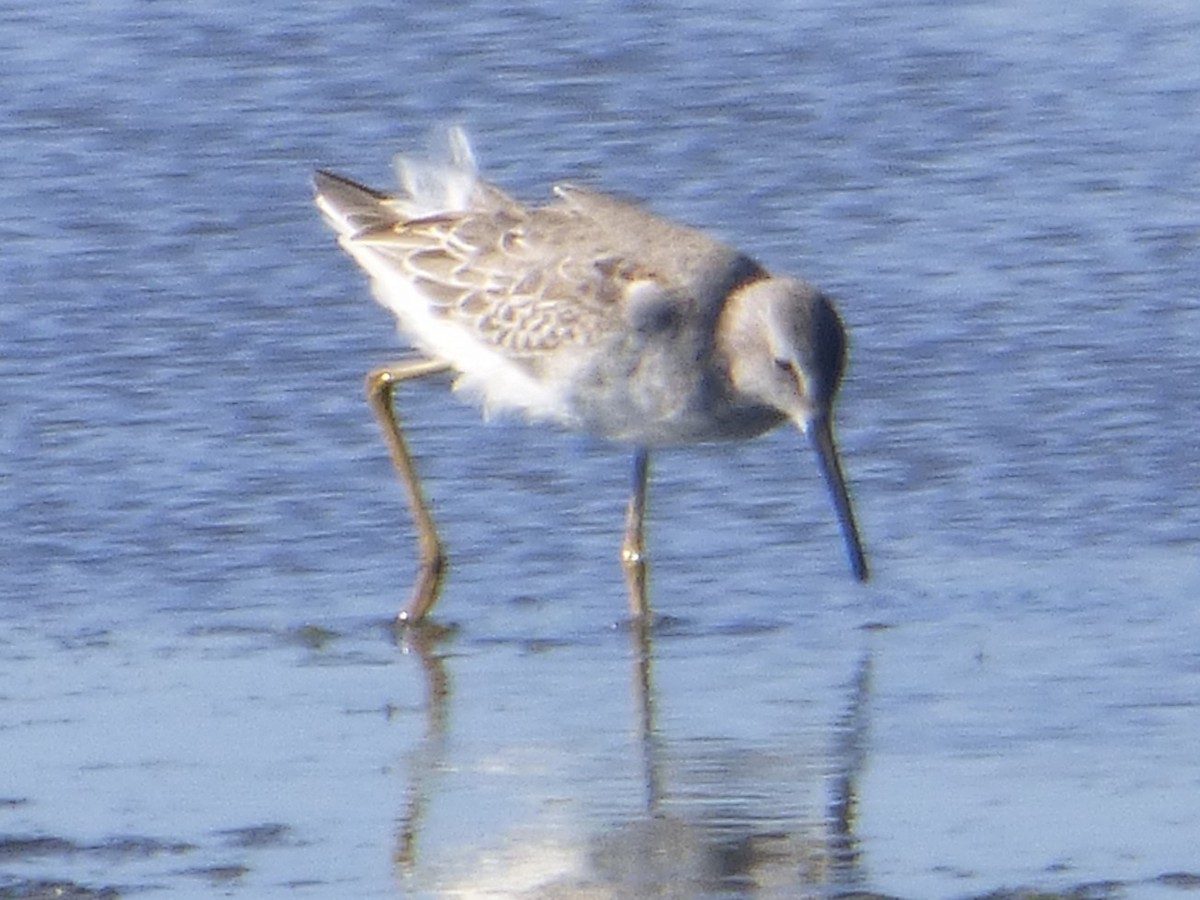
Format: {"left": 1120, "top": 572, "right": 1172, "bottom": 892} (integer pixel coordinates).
{"left": 3, "top": 0, "right": 1199, "bottom": 897}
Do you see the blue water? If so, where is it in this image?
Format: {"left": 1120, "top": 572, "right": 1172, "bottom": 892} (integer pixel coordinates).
{"left": 3, "top": 0, "right": 1199, "bottom": 897}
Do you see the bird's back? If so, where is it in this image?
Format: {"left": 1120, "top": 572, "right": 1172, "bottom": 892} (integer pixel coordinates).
{"left": 313, "top": 132, "right": 776, "bottom": 442}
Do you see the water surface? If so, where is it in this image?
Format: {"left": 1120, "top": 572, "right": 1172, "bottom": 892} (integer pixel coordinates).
{"left": 3, "top": 0, "right": 1199, "bottom": 897}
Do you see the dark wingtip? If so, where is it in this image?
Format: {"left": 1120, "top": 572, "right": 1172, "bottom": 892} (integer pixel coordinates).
{"left": 312, "top": 168, "right": 391, "bottom": 199}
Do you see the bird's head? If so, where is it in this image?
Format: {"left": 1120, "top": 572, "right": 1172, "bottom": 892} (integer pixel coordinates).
{"left": 721, "top": 277, "right": 869, "bottom": 582}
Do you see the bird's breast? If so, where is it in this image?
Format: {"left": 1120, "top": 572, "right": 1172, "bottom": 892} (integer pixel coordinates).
{"left": 562, "top": 334, "right": 784, "bottom": 446}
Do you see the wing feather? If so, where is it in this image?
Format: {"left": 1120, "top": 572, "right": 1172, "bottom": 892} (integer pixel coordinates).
{"left": 315, "top": 168, "right": 761, "bottom": 364}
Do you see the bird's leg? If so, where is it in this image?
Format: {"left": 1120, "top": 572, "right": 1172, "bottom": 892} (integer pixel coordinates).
{"left": 621, "top": 447, "right": 651, "bottom": 619}
{"left": 365, "top": 359, "right": 453, "bottom": 625}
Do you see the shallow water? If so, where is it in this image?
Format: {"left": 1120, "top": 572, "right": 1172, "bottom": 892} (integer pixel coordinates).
{"left": 3, "top": 0, "right": 1199, "bottom": 897}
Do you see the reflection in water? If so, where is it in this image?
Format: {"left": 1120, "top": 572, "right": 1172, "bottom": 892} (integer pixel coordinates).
{"left": 394, "top": 620, "right": 875, "bottom": 897}
{"left": 827, "top": 650, "right": 872, "bottom": 892}
{"left": 629, "top": 617, "right": 664, "bottom": 816}
{"left": 392, "top": 624, "right": 454, "bottom": 878}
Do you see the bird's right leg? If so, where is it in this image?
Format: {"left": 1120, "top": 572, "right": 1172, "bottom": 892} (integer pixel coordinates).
{"left": 621, "top": 447, "right": 652, "bottom": 620}
{"left": 365, "top": 358, "right": 453, "bottom": 625}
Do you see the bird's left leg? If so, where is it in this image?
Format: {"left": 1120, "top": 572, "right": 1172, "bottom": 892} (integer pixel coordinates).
{"left": 365, "top": 358, "right": 453, "bottom": 625}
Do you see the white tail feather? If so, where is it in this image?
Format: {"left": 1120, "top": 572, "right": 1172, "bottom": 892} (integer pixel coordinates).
{"left": 392, "top": 125, "right": 479, "bottom": 217}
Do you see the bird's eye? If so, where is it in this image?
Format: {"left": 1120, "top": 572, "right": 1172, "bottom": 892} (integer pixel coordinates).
{"left": 773, "top": 358, "right": 793, "bottom": 375}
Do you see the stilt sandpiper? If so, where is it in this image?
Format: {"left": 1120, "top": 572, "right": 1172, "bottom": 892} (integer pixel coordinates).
{"left": 314, "top": 129, "right": 868, "bottom": 624}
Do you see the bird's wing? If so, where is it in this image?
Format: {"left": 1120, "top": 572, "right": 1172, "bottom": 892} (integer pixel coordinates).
{"left": 549, "top": 184, "right": 767, "bottom": 314}
{"left": 317, "top": 173, "right": 705, "bottom": 358}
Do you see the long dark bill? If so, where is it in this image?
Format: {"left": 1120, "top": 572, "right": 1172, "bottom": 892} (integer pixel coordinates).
{"left": 808, "top": 416, "right": 869, "bottom": 582}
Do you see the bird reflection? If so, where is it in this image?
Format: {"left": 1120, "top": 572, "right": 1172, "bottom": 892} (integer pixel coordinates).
{"left": 628, "top": 616, "right": 664, "bottom": 814}
{"left": 393, "top": 618, "right": 875, "bottom": 897}
{"left": 391, "top": 623, "right": 453, "bottom": 876}
{"left": 828, "top": 648, "right": 872, "bottom": 884}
